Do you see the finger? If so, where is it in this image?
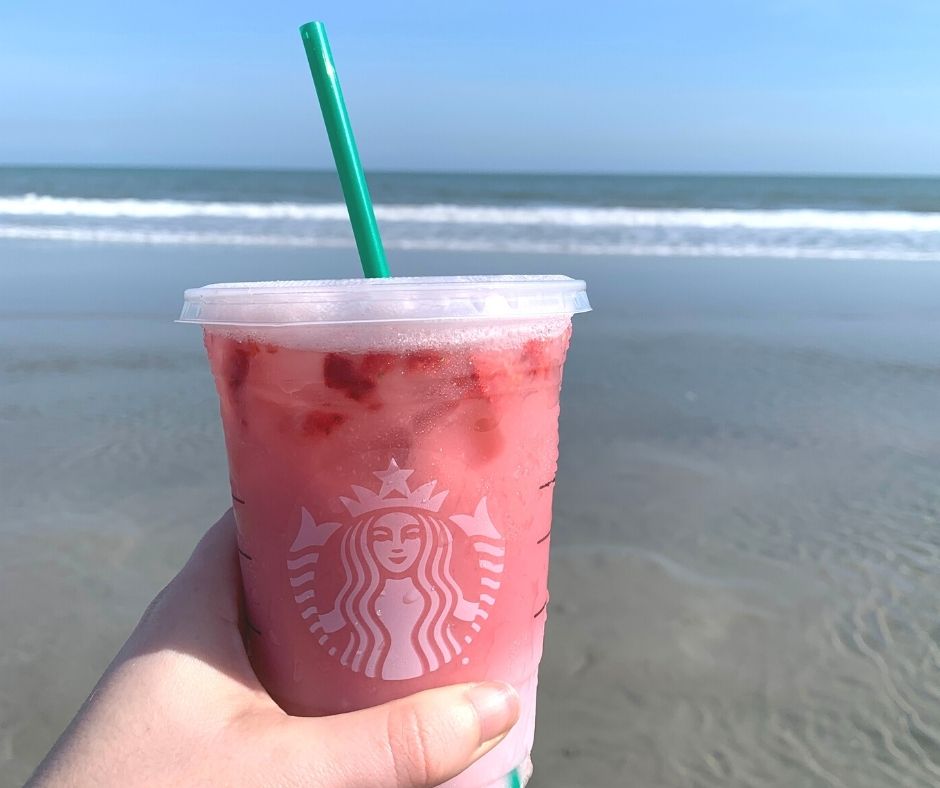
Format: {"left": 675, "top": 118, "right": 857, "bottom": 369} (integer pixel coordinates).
{"left": 136, "top": 509, "right": 242, "bottom": 634}
{"left": 268, "top": 682, "right": 520, "bottom": 788}
{"left": 123, "top": 510, "right": 266, "bottom": 699}
{"left": 175, "top": 508, "right": 243, "bottom": 625}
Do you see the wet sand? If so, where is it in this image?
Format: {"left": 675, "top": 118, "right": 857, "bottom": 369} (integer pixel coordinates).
{"left": 5, "top": 243, "right": 940, "bottom": 786}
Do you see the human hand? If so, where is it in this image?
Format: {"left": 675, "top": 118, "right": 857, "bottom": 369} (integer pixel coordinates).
{"left": 28, "top": 511, "right": 519, "bottom": 787}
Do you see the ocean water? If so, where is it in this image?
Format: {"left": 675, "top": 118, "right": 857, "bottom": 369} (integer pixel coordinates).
{"left": 4, "top": 168, "right": 940, "bottom": 787}
{"left": 5, "top": 167, "right": 940, "bottom": 260}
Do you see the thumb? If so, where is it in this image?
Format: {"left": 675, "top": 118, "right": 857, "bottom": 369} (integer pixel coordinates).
{"left": 280, "top": 682, "right": 520, "bottom": 788}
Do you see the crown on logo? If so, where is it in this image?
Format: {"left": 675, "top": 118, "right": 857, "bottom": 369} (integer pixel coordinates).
{"left": 340, "top": 459, "right": 449, "bottom": 517}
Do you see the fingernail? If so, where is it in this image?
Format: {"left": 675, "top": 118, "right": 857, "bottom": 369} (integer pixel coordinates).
{"left": 467, "top": 682, "right": 520, "bottom": 744}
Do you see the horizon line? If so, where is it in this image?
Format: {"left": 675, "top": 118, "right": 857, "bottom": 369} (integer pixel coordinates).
{"left": 3, "top": 163, "right": 940, "bottom": 180}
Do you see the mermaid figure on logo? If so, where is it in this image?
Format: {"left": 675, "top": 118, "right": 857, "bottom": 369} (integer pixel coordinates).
{"left": 288, "top": 459, "right": 505, "bottom": 680}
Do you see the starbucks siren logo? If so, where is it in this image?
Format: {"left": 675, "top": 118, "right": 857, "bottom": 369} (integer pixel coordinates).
{"left": 287, "top": 459, "right": 504, "bottom": 679}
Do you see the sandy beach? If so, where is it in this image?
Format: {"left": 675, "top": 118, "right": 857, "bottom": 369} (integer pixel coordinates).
{"left": 4, "top": 236, "right": 940, "bottom": 786}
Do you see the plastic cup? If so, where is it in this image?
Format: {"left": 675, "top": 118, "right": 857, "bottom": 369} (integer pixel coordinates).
{"left": 180, "top": 276, "right": 590, "bottom": 787}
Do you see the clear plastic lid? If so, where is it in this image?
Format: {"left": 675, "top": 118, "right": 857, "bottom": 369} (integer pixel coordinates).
{"left": 179, "top": 275, "right": 590, "bottom": 326}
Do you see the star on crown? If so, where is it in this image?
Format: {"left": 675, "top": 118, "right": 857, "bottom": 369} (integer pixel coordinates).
{"left": 340, "top": 459, "right": 449, "bottom": 517}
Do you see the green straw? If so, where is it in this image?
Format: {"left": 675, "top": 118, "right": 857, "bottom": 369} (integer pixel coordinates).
{"left": 300, "top": 21, "right": 389, "bottom": 278}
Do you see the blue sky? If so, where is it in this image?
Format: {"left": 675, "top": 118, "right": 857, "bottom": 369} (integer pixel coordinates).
{"left": 2, "top": 0, "right": 940, "bottom": 174}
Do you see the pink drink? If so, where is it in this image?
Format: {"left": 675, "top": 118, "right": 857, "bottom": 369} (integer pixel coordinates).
{"left": 182, "top": 277, "right": 589, "bottom": 787}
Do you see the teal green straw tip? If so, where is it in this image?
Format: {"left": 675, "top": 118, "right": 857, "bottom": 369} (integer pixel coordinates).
{"left": 297, "top": 17, "right": 390, "bottom": 278}
{"left": 299, "top": 21, "right": 323, "bottom": 39}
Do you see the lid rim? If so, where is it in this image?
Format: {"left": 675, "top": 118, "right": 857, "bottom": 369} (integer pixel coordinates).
{"left": 180, "top": 275, "right": 590, "bottom": 327}
{"left": 176, "top": 314, "right": 582, "bottom": 327}
{"left": 184, "top": 275, "right": 584, "bottom": 297}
